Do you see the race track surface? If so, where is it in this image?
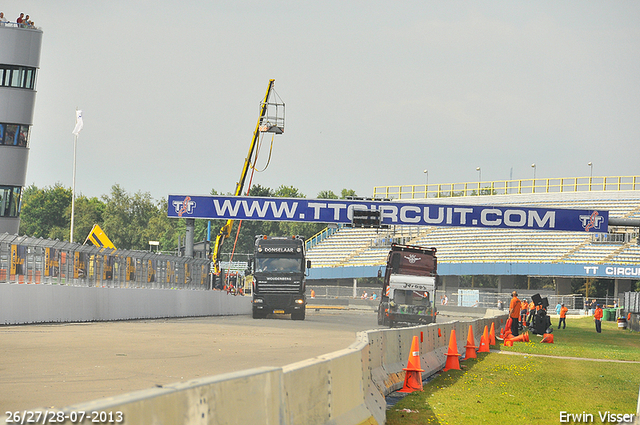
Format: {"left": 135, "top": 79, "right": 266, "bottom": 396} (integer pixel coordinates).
{"left": 0, "top": 310, "right": 383, "bottom": 412}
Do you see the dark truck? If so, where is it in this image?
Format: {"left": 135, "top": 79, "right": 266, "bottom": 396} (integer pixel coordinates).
{"left": 250, "top": 235, "right": 309, "bottom": 320}
{"left": 377, "top": 243, "right": 438, "bottom": 327}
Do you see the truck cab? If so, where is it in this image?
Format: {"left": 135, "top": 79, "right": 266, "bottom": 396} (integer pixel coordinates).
{"left": 377, "top": 243, "right": 437, "bottom": 327}
{"left": 251, "top": 235, "right": 308, "bottom": 320}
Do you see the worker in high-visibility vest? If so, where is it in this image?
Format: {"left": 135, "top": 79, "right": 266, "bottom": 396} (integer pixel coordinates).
{"left": 593, "top": 304, "right": 604, "bottom": 333}
{"left": 558, "top": 303, "right": 568, "bottom": 329}
{"left": 527, "top": 300, "right": 536, "bottom": 326}
{"left": 520, "top": 299, "right": 528, "bottom": 327}
{"left": 509, "top": 291, "right": 521, "bottom": 337}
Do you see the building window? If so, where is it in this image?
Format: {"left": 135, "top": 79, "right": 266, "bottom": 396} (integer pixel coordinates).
{"left": 0, "top": 65, "right": 37, "bottom": 89}
{"left": 0, "top": 186, "right": 21, "bottom": 218}
{"left": 0, "top": 123, "right": 30, "bottom": 147}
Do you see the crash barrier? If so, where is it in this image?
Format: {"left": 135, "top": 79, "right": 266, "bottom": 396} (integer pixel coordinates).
{"left": 44, "top": 314, "right": 508, "bottom": 424}
{"left": 0, "top": 233, "right": 210, "bottom": 289}
{"left": 0, "top": 283, "right": 251, "bottom": 325}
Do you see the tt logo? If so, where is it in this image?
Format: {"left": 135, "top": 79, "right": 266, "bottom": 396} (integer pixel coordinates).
{"left": 579, "top": 211, "right": 604, "bottom": 232}
{"left": 173, "top": 196, "right": 196, "bottom": 217}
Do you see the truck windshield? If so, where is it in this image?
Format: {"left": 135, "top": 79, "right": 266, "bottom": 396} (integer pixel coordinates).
{"left": 255, "top": 257, "right": 301, "bottom": 273}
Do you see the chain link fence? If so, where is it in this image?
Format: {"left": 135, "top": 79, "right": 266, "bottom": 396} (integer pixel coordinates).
{"left": 0, "top": 234, "right": 210, "bottom": 289}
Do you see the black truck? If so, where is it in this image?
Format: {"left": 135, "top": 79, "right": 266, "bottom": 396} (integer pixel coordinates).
{"left": 377, "top": 243, "right": 438, "bottom": 327}
{"left": 250, "top": 235, "right": 309, "bottom": 320}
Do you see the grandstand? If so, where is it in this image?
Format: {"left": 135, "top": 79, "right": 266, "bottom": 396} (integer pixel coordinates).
{"left": 306, "top": 176, "right": 640, "bottom": 273}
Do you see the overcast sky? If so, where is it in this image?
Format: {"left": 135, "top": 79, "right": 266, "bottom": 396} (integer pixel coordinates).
{"left": 5, "top": 1, "right": 640, "bottom": 202}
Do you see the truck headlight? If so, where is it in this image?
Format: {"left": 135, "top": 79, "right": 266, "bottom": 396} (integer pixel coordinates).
{"left": 253, "top": 299, "right": 263, "bottom": 304}
{"left": 294, "top": 299, "right": 304, "bottom": 304}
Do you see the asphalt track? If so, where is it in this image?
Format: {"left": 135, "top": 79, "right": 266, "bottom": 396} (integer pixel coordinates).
{"left": 0, "top": 309, "right": 386, "bottom": 413}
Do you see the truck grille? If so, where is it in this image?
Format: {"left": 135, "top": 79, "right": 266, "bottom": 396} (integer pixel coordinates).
{"left": 256, "top": 282, "right": 301, "bottom": 294}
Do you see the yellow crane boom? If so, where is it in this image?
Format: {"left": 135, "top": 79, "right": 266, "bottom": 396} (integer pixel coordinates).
{"left": 212, "top": 79, "right": 283, "bottom": 274}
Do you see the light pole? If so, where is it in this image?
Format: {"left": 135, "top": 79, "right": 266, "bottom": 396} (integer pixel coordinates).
{"left": 70, "top": 110, "right": 83, "bottom": 243}
{"left": 423, "top": 169, "right": 428, "bottom": 198}
{"left": 476, "top": 167, "right": 481, "bottom": 195}
{"left": 531, "top": 163, "right": 536, "bottom": 193}
{"left": 588, "top": 162, "right": 593, "bottom": 190}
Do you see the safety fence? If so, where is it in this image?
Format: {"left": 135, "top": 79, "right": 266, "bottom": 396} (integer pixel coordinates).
{"left": 0, "top": 234, "right": 210, "bottom": 289}
{"left": 373, "top": 175, "right": 640, "bottom": 200}
{"left": 37, "top": 314, "right": 508, "bottom": 424}
{"left": 625, "top": 292, "right": 640, "bottom": 314}
{"left": 306, "top": 287, "right": 620, "bottom": 312}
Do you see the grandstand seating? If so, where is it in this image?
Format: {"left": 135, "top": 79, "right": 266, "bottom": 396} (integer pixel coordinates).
{"left": 306, "top": 189, "right": 640, "bottom": 268}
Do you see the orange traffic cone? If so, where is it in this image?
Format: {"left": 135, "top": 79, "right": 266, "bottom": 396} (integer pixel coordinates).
{"left": 503, "top": 318, "right": 513, "bottom": 339}
{"left": 504, "top": 339, "right": 513, "bottom": 347}
{"left": 398, "top": 336, "right": 424, "bottom": 393}
{"left": 498, "top": 326, "right": 505, "bottom": 339}
{"left": 478, "top": 325, "right": 490, "bottom": 352}
{"left": 443, "top": 329, "right": 461, "bottom": 372}
{"left": 507, "top": 332, "right": 530, "bottom": 343}
{"left": 464, "top": 325, "right": 477, "bottom": 360}
{"left": 489, "top": 323, "right": 496, "bottom": 345}
{"left": 540, "top": 333, "right": 554, "bottom": 343}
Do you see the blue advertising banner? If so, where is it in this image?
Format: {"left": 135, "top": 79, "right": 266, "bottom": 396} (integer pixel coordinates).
{"left": 167, "top": 195, "right": 608, "bottom": 233}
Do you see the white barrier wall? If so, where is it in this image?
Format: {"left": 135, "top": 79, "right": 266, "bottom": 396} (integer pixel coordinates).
{"left": 42, "top": 314, "right": 508, "bottom": 425}
{"left": 0, "top": 283, "right": 251, "bottom": 324}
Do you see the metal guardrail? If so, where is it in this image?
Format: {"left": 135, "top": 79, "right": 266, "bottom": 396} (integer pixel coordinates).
{"left": 0, "top": 233, "right": 210, "bottom": 289}
{"left": 305, "top": 224, "right": 342, "bottom": 251}
{"left": 374, "top": 175, "right": 640, "bottom": 200}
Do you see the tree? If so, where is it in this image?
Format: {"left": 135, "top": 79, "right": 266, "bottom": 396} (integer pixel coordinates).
{"left": 317, "top": 190, "right": 338, "bottom": 199}
{"left": 19, "top": 183, "right": 72, "bottom": 239}
{"left": 340, "top": 189, "right": 357, "bottom": 199}
{"left": 101, "top": 185, "right": 165, "bottom": 250}
{"left": 71, "top": 195, "right": 106, "bottom": 243}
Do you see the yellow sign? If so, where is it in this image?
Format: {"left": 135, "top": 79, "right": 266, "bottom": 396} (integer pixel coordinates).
{"left": 84, "top": 224, "right": 116, "bottom": 249}
{"left": 126, "top": 257, "right": 135, "bottom": 281}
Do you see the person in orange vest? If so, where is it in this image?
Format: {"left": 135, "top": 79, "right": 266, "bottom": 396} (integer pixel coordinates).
{"left": 527, "top": 300, "right": 536, "bottom": 326}
{"left": 594, "top": 304, "right": 603, "bottom": 333}
{"left": 558, "top": 303, "right": 568, "bottom": 329}
{"left": 509, "top": 291, "right": 521, "bottom": 337}
{"left": 520, "top": 299, "right": 528, "bottom": 327}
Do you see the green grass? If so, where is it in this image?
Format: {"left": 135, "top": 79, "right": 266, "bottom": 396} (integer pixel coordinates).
{"left": 386, "top": 317, "right": 640, "bottom": 425}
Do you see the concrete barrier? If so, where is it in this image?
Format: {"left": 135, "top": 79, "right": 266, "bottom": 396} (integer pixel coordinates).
{"left": 39, "top": 313, "right": 508, "bottom": 424}
{"left": 0, "top": 283, "right": 251, "bottom": 324}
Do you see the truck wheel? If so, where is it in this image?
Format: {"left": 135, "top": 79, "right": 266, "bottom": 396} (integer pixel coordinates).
{"left": 291, "top": 308, "right": 306, "bottom": 321}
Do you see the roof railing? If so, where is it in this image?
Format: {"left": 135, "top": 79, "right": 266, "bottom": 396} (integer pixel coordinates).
{"left": 0, "top": 22, "right": 41, "bottom": 30}
{"left": 373, "top": 175, "right": 640, "bottom": 200}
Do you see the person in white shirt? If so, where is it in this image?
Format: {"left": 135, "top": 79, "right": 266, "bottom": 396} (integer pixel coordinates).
{"left": 0, "top": 12, "right": 9, "bottom": 25}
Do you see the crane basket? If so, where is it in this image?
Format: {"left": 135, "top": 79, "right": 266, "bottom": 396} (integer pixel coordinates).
{"left": 259, "top": 89, "right": 285, "bottom": 134}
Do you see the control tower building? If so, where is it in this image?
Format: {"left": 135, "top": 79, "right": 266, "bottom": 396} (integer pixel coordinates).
{"left": 0, "top": 22, "right": 43, "bottom": 234}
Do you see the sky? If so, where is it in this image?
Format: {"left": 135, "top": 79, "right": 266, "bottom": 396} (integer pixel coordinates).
{"left": 5, "top": 1, "right": 640, "bottom": 202}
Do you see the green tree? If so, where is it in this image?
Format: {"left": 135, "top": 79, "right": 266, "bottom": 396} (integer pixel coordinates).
{"left": 19, "top": 183, "right": 72, "bottom": 239}
{"left": 101, "top": 185, "right": 164, "bottom": 250}
{"left": 317, "top": 190, "right": 338, "bottom": 199}
{"left": 71, "top": 195, "right": 106, "bottom": 243}
{"left": 275, "top": 185, "right": 304, "bottom": 198}
{"left": 340, "top": 188, "right": 357, "bottom": 199}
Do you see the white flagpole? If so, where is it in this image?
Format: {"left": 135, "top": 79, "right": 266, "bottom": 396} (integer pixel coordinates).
{"left": 70, "top": 132, "right": 77, "bottom": 243}
{"left": 70, "top": 109, "right": 83, "bottom": 243}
